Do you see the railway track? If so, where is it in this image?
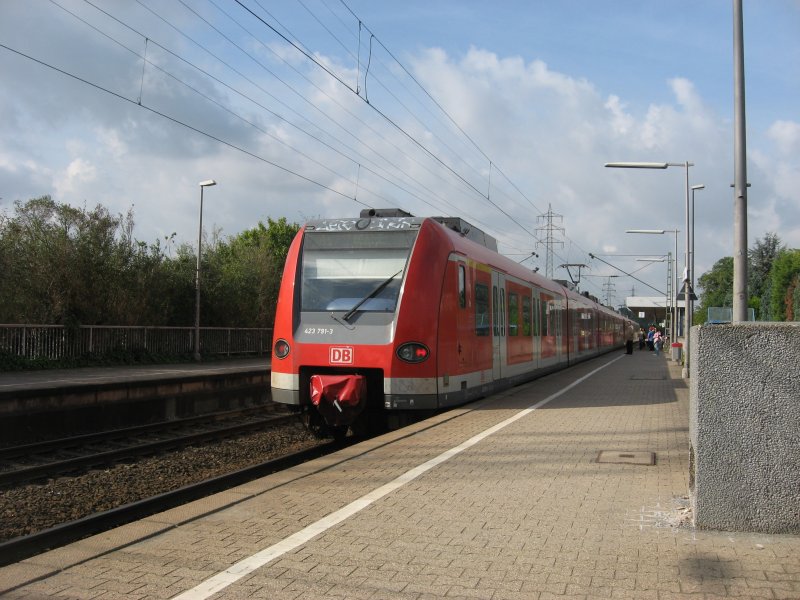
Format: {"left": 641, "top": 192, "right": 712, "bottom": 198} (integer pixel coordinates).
{"left": 0, "top": 439, "right": 347, "bottom": 568}
{"left": 0, "top": 405, "right": 294, "bottom": 487}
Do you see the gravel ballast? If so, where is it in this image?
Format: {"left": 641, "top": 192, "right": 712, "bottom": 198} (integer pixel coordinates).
{"left": 0, "top": 422, "right": 323, "bottom": 542}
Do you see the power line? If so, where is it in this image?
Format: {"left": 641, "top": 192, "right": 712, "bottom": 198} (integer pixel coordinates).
{"left": 535, "top": 204, "right": 564, "bottom": 279}
{"left": 0, "top": 42, "right": 368, "bottom": 207}
{"left": 125, "top": 0, "right": 495, "bottom": 217}
{"left": 588, "top": 253, "right": 665, "bottom": 296}
{"left": 20, "top": 2, "right": 607, "bottom": 274}
{"left": 187, "top": 0, "right": 485, "bottom": 215}
{"left": 239, "top": 0, "right": 544, "bottom": 241}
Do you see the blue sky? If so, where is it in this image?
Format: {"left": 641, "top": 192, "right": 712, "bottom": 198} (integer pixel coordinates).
{"left": 1, "top": 0, "right": 798, "bottom": 305}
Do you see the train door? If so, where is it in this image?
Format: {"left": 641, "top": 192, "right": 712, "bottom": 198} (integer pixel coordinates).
{"left": 556, "top": 298, "right": 565, "bottom": 362}
{"left": 556, "top": 298, "right": 569, "bottom": 362}
{"left": 491, "top": 271, "right": 507, "bottom": 380}
{"left": 532, "top": 289, "right": 541, "bottom": 365}
{"left": 562, "top": 299, "right": 569, "bottom": 360}
{"left": 456, "top": 261, "right": 468, "bottom": 371}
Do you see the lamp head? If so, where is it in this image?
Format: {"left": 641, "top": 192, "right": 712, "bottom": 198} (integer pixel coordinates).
{"left": 605, "top": 162, "right": 668, "bottom": 169}
{"left": 199, "top": 179, "right": 217, "bottom": 187}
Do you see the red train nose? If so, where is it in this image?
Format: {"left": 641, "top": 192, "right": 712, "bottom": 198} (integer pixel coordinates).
{"left": 309, "top": 374, "right": 367, "bottom": 427}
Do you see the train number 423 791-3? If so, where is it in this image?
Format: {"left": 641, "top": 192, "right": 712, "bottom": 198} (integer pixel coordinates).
{"left": 304, "top": 327, "right": 334, "bottom": 335}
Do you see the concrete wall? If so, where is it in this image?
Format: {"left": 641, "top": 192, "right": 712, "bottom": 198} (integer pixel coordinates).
{"left": 690, "top": 322, "right": 800, "bottom": 533}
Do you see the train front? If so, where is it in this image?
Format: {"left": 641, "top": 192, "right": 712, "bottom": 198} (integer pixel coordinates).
{"left": 270, "top": 211, "right": 431, "bottom": 435}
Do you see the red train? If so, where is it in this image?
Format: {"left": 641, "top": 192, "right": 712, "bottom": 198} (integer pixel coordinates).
{"left": 271, "top": 209, "right": 633, "bottom": 435}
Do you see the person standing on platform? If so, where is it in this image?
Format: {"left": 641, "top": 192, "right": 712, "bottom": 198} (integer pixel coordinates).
{"left": 653, "top": 329, "right": 663, "bottom": 356}
{"left": 625, "top": 323, "right": 635, "bottom": 354}
{"left": 638, "top": 328, "right": 645, "bottom": 350}
{"left": 646, "top": 326, "right": 655, "bottom": 351}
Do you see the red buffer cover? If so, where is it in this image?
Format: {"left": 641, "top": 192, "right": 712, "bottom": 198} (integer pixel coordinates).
{"left": 309, "top": 374, "right": 366, "bottom": 427}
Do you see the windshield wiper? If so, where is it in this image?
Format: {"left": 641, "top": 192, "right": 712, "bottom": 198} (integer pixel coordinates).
{"left": 341, "top": 269, "right": 403, "bottom": 323}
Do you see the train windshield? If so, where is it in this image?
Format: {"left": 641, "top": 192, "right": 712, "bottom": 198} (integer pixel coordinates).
{"left": 300, "top": 230, "right": 417, "bottom": 313}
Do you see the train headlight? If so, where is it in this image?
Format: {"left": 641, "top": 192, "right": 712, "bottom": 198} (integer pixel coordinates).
{"left": 396, "top": 342, "right": 429, "bottom": 363}
{"left": 274, "top": 339, "right": 290, "bottom": 359}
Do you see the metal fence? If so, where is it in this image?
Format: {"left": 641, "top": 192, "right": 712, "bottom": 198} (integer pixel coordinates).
{"left": 707, "top": 307, "right": 755, "bottom": 324}
{"left": 0, "top": 325, "right": 273, "bottom": 360}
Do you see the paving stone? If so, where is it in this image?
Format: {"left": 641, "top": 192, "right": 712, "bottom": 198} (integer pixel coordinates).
{"left": 1, "top": 353, "right": 798, "bottom": 599}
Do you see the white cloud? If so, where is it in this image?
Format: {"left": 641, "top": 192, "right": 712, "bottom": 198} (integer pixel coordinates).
{"left": 55, "top": 158, "right": 97, "bottom": 196}
{"left": 750, "top": 120, "right": 800, "bottom": 250}
{"left": 767, "top": 120, "right": 800, "bottom": 154}
{"left": 605, "top": 95, "right": 634, "bottom": 136}
{"left": 96, "top": 128, "right": 128, "bottom": 160}
{"left": 1, "top": 1, "right": 797, "bottom": 301}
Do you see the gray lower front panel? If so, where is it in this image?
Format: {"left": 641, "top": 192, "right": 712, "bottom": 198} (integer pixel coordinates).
{"left": 384, "top": 393, "right": 438, "bottom": 410}
{"left": 272, "top": 387, "right": 302, "bottom": 406}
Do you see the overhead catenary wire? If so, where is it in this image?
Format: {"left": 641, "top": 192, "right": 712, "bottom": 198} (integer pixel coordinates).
{"left": 329, "top": 1, "right": 609, "bottom": 284}
{"left": 97, "top": 0, "right": 553, "bottom": 252}
{"left": 50, "top": 0, "right": 400, "bottom": 205}
{"left": 72, "top": 0, "right": 495, "bottom": 218}
{"left": 210, "top": 0, "right": 556, "bottom": 253}
{"left": 236, "top": 0, "right": 545, "bottom": 242}
{"left": 0, "top": 43, "right": 370, "bottom": 208}
{"left": 118, "top": 0, "right": 482, "bottom": 219}
{"left": 21, "top": 0, "right": 528, "bottom": 253}
{"left": 177, "top": 0, "right": 485, "bottom": 216}
{"left": 38, "top": 0, "right": 543, "bottom": 260}
{"left": 15, "top": 1, "right": 615, "bottom": 294}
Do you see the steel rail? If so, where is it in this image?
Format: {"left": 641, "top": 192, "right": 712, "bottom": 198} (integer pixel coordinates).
{"left": 0, "top": 440, "right": 346, "bottom": 568}
{"left": 0, "top": 414, "right": 297, "bottom": 487}
{"left": 0, "top": 404, "right": 283, "bottom": 460}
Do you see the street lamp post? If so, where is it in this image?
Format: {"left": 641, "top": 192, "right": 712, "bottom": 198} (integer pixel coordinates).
{"left": 195, "top": 179, "right": 217, "bottom": 362}
{"left": 627, "top": 230, "right": 679, "bottom": 343}
{"left": 690, "top": 184, "right": 705, "bottom": 332}
{"left": 606, "top": 161, "right": 695, "bottom": 378}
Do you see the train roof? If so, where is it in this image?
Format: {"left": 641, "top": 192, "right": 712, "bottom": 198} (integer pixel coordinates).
{"left": 303, "top": 209, "right": 497, "bottom": 252}
{"left": 303, "top": 209, "right": 625, "bottom": 318}
{"left": 358, "top": 209, "right": 498, "bottom": 250}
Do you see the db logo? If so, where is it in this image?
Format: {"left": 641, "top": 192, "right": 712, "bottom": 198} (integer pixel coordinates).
{"left": 329, "top": 346, "right": 354, "bottom": 364}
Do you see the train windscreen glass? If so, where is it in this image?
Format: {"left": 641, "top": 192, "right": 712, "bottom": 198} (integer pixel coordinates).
{"left": 300, "top": 230, "right": 417, "bottom": 313}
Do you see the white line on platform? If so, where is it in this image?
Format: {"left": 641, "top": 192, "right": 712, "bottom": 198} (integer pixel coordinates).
{"left": 171, "top": 355, "right": 624, "bottom": 600}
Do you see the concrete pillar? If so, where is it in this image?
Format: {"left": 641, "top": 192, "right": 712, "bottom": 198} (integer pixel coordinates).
{"left": 690, "top": 323, "right": 800, "bottom": 533}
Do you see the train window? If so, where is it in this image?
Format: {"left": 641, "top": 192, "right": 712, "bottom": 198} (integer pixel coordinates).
{"left": 458, "top": 264, "right": 466, "bottom": 308}
{"left": 299, "top": 230, "right": 417, "bottom": 312}
{"left": 533, "top": 297, "right": 540, "bottom": 337}
{"left": 542, "top": 299, "right": 550, "bottom": 337}
{"left": 522, "top": 295, "right": 531, "bottom": 336}
{"left": 475, "top": 283, "right": 489, "bottom": 336}
{"left": 500, "top": 288, "right": 506, "bottom": 336}
{"left": 556, "top": 301, "right": 563, "bottom": 336}
{"left": 508, "top": 292, "right": 518, "bottom": 336}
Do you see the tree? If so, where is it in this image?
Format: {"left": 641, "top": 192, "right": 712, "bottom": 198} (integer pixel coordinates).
{"left": 787, "top": 273, "right": 800, "bottom": 321}
{"left": 768, "top": 249, "right": 800, "bottom": 321}
{"left": 748, "top": 232, "right": 783, "bottom": 319}
{"left": 0, "top": 197, "right": 123, "bottom": 324}
{"left": 0, "top": 197, "right": 299, "bottom": 329}
{"left": 695, "top": 256, "right": 733, "bottom": 324}
{"left": 201, "top": 218, "right": 300, "bottom": 327}
{"left": 0, "top": 197, "right": 173, "bottom": 326}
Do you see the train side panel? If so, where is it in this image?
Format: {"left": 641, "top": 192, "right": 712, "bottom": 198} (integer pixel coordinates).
{"left": 383, "top": 220, "right": 451, "bottom": 410}
{"left": 270, "top": 212, "right": 632, "bottom": 432}
{"left": 270, "top": 227, "right": 305, "bottom": 406}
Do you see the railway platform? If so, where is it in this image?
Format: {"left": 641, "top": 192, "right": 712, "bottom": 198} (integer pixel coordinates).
{"left": 0, "top": 358, "right": 272, "bottom": 444}
{"left": 0, "top": 358, "right": 269, "bottom": 393}
{"left": 2, "top": 350, "right": 798, "bottom": 599}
